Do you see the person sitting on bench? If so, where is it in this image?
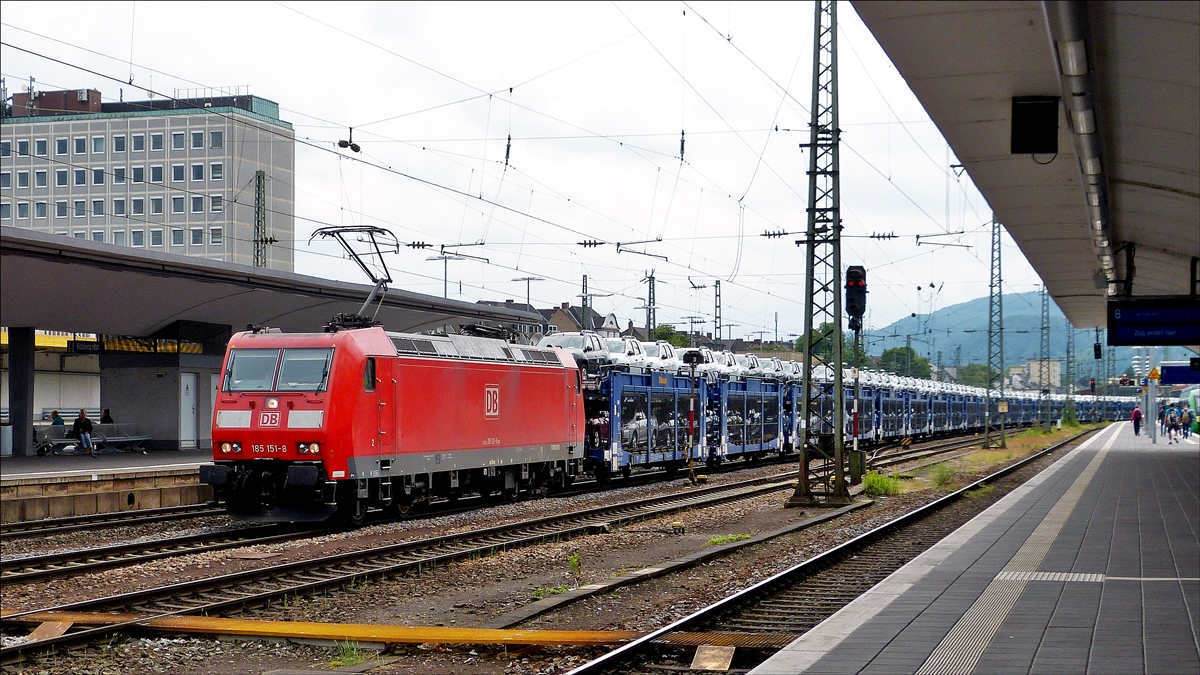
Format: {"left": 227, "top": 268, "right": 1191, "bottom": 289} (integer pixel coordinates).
{"left": 72, "top": 409, "right": 96, "bottom": 458}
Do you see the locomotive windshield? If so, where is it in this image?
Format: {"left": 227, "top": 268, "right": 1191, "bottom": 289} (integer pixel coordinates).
{"left": 225, "top": 347, "right": 333, "bottom": 392}
{"left": 277, "top": 348, "right": 334, "bottom": 391}
{"left": 226, "top": 349, "right": 280, "bottom": 391}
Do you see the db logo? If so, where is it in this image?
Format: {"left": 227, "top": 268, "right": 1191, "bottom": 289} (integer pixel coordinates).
{"left": 484, "top": 385, "right": 500, "bottom": 419}
{"left": 259, "top": 411, "right": 281, "bottom": 427}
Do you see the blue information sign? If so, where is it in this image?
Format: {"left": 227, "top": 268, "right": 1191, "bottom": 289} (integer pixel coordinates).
{"left": 1107, "top": 297, "right": 1200, "bottom": 346}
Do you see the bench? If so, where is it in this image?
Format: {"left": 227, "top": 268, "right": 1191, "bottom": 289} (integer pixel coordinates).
{"left": 32, "top": 423, "right": 152, "bottom": 456}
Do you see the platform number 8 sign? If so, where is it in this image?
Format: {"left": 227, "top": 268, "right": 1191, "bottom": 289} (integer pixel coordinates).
{"left": 485, "top": 385, "right": 500, "bottom": 419}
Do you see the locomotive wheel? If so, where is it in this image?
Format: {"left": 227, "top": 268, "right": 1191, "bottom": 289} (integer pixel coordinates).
{"left": 342, "top": 498, "right": 369, "bottom": 527}
{"left": 385, "top": 496, "right": 416, "bottom": 519}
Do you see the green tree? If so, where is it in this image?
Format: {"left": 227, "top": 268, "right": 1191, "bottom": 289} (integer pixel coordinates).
{"left": 795, "top": 322, "right": 868, "bottom": 366}
{"left": 956, "top": 363, "right": 993, "bottom": 388}
{"left": 878, "top": 346, "right": 932, "bottom": 379}
{"left": 650, "top": 325, "right": 691, "bottom": 348}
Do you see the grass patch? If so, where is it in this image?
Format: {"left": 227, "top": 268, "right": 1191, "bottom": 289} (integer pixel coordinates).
{"left": 930, "top": 463, "right": 954, "bottom": 487}
{"left": 330, "top": 641, "right": 367, "bottom": 668}
{"left": 863, "top": 472, "right": 903, "bottom": 496}
{"left": 708, "top": 533, "right": 753, "bottom": 546}
{"left": 532, "top": 583, "right": 569, "bottom": 599}
{"left": 568, "top": 552, "right": 583, "bottom": 577}
{"left": 963, "top": 484, "right": 996, "bottom": 499}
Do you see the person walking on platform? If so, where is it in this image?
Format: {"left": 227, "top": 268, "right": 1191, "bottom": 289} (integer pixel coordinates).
{"left": 1167, "top": 406, "right": 1181, "bottom": 443}
{"left": 72, "top": 409, "right": 96, "bottom": 458}
{"left": 1158, "top": 406, "right": 1166, "bottom": 435}
{"left": 1131, "top": 405, "right": 1143, "bottom": 436}
{"left": 100, "top": 409, "right": 114, "bottom": 424}
{"left": 50, "top": 410, "right": 65, "bottom": 426}
{"left": 1182, "top": 404, "right": 1194, "bottom": 440}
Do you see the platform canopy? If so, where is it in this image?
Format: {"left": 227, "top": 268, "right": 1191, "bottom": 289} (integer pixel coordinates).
{"left": 0, "top": 227, "right": 541, "bottom": 336}
{"left": 852, "top": 1, "right": 1199, "bottom": 328}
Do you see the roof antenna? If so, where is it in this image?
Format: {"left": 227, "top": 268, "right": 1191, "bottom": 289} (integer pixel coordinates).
{"left": 309, "top": 226, "right": 399, "bottom": 330}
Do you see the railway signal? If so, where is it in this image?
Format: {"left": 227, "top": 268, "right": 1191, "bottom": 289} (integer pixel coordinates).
{"left": 1090, "top": 377, "right": 1096, "bottom": 394}
{"left": 845, "top": 266, "right": 867, "bottom": 332}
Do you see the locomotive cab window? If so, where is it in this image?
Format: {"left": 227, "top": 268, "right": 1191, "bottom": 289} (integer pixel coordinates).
{"left": 226, "top": 349, "right": 281, "bottom": 391}
{"left": 277, "top": 348, "right": 334, "bottom": 391}
{"left": 364, "top": 358, "right": 376, "bottom": 392}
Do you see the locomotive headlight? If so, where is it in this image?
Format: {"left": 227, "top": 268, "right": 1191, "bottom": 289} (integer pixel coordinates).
{"left": 232, "top": 442, "right": 243, "bottom": 454}
{"left": 220, "top": 442, "right": 232, "bottom": 454}
{"left": 307, "top": 442, "right": 319, "bottom": 454}
{"left": 266, "top": 397, "right": 280, "bottom": 409}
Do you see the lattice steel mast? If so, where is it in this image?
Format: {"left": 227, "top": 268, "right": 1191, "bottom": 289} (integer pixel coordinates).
{"left": 787, "top": 0, "right": 848, "bottom": 507}
{"left": 984, "top": 218, "right": 1006, "bottom": 448}
{"left": 1039, "top": 285, "right": 1052, "bottom": 430}
{"left": 1064, "top": 321, "right": 1076, "bottom": 418}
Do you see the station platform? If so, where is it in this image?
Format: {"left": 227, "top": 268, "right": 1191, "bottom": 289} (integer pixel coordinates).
{"left": 752, "top": 422, "right": 1200, "bottom": 675}
{"left": 1, "top": 448, "right": 215, "bottom": 523}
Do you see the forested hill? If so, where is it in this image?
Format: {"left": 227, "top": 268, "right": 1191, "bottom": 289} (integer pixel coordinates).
{"left": 864, "top": 291, "right": 1171, "bottom": 374}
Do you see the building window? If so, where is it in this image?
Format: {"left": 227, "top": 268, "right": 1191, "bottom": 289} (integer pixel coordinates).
{"left": 74, "top": 169, "right": 87, "bottom": 186}
{"left": 73, "top": 231, "right": 86, "bottom": 238}
{"left": 113, "top": 135, "right": 126, "bottom": 153}
{"left": 55, "top": 169, "right": 68, "bottom": 186}
{"left": 0, "top": 203, "right": 9, "bottom": 219}
{"left": 172, "top": 165, "right": 185, "bottom": 182}
{"left": 56, "top": 138, "right": 68, "bottom": 155}
{"left": 113, "top": 198, "right": 126, "bottom": 216}
{"left": 132, "top": 198, "right": 144, "bottom": 215}
{"left": 113, "top": 167, "right": 126, "bottom": 184}
{"left": 92, "top": 136, "right": 105, "bottom": 154}
{"left": 132, "top": 134, "right": 145, "bottom": 152}
{"left": 191, "top": 131, "right": 204, "bottom": 149}
{"left": 17, "top": 171, "right": 29, "bottom": 188}
{"left": 172, "top": 132, "right": 185, "bottom": 150}
{"left": 151, "top": 165, "right": 163, "bottom": 183}
{"left": 151, "top": 197, "right": 163, "bottom": 215}
{"left": 35, "top": 202, "right": 47, "bottom": 218}
{"left": 132, "top": 166, "right": 144, "bottom": 183}
{"left": 17, "top": 140, "right": 30, "bottom": 156}
{"left": 1, "top": 172, "right": 9, "bottom": 188}
{"left": 92, "top": 199, "right": 104, "bottom": 216}
{"left": 55, "top": 200, "right": 68, "bottom": 217}
{"left": 92, "top": 230, "right": 104, "bottom": 243}
{"left": 210, "top": 163, "right": 223, "bottom": 180}
{"left": 17, "top": 202, "right": 30, "bottom": 219}
{"left": 151, "top": 133, "right": 164, "bottom": 151}
{"left": 171, "top": 228, "right": 184, "bottom": 245}
{"left": 93, "top": 168, "right": 105, "bottom": 185}
{"left": 211, "top": 131, "right": 223, "bottom": 148}
{"left": 171, "top": 196, "right": 185, "bottom": 214}
{"left": 74, "top": 137, "right": 87, "bottom": 154}
{"left": 35, "top": 139, "right": 48, "bottom": 156}
{"left": 210, "top": 195, "right": 223, "bottom": 212}
{"left": 191, "top": 163, "right": 204, "bottom": 181}
{"left": 113, "top": 230, "right": 126, "bottom": 246}
{"left": 210, "top": 227, "right": 223, "bottom": 245}
{"left": 0, "top": 141, "right": 9, "bottom": 157}
{"left": 131, "top": 229, "right": 144, "bottom": 247}
{"left": 191, "top": 228, "right": 205, "bottom": 245}
{"left": 74, "top": 200, "right": 86, "bottom": 216}
{"left": 34, "top": 170, "right": 47, "bottom": 187}
{"left": 150, "top": 228, "right": 163, "bottom": 246}
{"left": 191, "top": 195, "right": 204, "bottom": 213}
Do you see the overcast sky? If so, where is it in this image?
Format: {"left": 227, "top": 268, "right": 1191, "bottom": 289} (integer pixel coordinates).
{"left": 2, "top": 1, "right": 1052, "bottom": 339}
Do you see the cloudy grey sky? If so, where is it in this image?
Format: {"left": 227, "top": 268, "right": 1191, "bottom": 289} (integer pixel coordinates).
{"left": 1, "top": 1, "right": 1051, "bottom": 339}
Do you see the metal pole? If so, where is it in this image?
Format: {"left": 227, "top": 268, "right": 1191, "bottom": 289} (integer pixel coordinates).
{"left": 787, "top": 0, "right": 847, "bottom": 507}
{"left": 986, "top": 217, "right": 1006, "bottom": 448}
{"left": 688, "top": 364, "right": 697, "bottom": 483}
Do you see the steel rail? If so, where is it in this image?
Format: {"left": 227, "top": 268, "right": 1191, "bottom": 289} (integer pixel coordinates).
{"left": 0, "top": 468, "right": 799, "bottom": 662}
{"left": 565, "top": 427, "right": 1102, "bottom": 674}
{"left": 0, "top": 524, "right": 331, "bottom": 583}
{"left": 0, "top": 504, "right": 226, "bottom": 540}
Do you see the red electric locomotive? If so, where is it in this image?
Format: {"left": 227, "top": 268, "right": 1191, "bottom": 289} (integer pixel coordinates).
{"left": 201, "top": 326, "right": 586, "bottom": 523}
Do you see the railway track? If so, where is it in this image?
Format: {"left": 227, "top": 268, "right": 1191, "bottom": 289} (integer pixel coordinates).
{"left": 0, "top": 524, "right": 327, "bottom": 584}
{"left": 565, "top": 427, "right": 1098, "bottom": 674}
{"left": 0, "top": 503, "right": 226, "bottom": 541}
{"left": 0, "top": 468, "right": 799, "bottom": 663}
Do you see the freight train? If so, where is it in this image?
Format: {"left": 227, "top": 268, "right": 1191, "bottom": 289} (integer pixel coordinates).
{"left": 200, "top": 326, "right": 1134, "bottom": 523}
